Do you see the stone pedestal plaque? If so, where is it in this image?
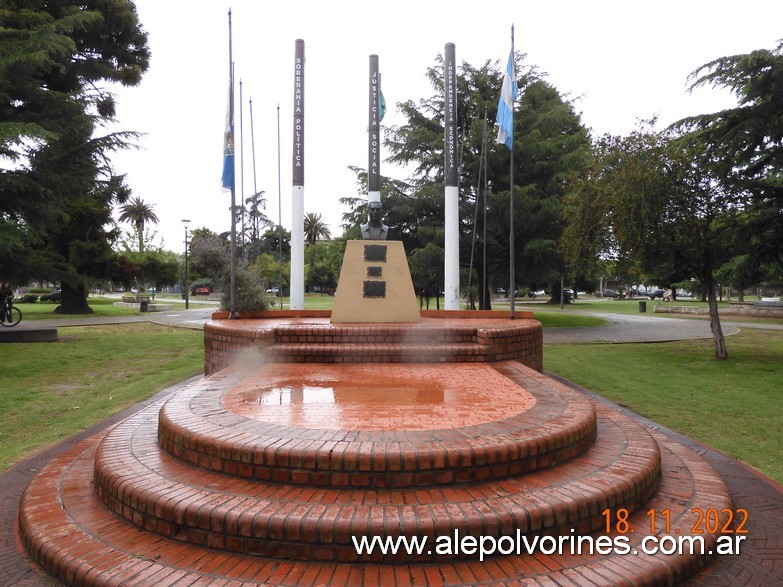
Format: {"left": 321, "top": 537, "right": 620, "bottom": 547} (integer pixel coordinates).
{"left": 330, "top": 240, "right": 420, "bottom": 323}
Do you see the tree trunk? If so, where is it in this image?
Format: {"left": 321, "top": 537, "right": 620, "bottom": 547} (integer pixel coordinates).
{"left": 55, "top": 282, "right": 93, "bottom": 314}
{"left": 547, "top": 281, "right": 567, "bottom": 305}
{"left": 705, "top": 276, "right": 728, "bottom": 359}
{"left": 480, "top": 282, "right": 493, "bottom": 311}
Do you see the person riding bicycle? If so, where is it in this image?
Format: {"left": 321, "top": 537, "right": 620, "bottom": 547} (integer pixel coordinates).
{"left": 0, "top": 282, "right": 13, "bottom": 322}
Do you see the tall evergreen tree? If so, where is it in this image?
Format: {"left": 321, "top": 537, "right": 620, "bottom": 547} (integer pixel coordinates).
{"left": 673, "top": 41, "right": 783, "bottom": 272}
{"left": 379, "top": 55, "right": 590, "bottom": 307}
{"left": 0, "top": 1, "right": 149, "bottom": 312}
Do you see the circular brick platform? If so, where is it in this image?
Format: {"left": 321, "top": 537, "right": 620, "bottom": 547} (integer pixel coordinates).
{"left": 94, "top": 397, "right": 656, "bottom": 562}
{"left": 155, "top": 362, "right": 596, "bottom": 488}
{"left": 19, "top": 378, "right": 730, "bottom": 585}
{"left": 16, "top": 313, "right": 735, "bottom": 586}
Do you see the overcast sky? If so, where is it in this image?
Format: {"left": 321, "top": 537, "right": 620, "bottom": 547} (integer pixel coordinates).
{"left": 108, "top": 0, "right": 783, "bottom": 252}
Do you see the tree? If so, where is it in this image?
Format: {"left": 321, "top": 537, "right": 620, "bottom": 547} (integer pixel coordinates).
{"left": 120, "top": 249, "right": 179, "bottom": 294}
{"left": 673, "top": 41, "right": 783, "bottom": 273}
{"left": 0, "top": 1, "right": 150, "bottom": 313}
{"left": 563, "top": 123, "right": 744, "bottom": 359}
{"left": 255, "top": 252, "right": 290, "bottom": 294}
{"left": 190, "top": 230, "right": 230, "bottom": 290}
{"left": 380, "top": 55, "right": 590, "bottom": 308}
{"left": 304, "top": 240, "right": 341, "bottom": 294}
{"left": 261, "top": 227, "right": 291, "bottom": 259}
{"left": 303, "top": 212, "right": 331, "bottom": 245}
{"left": 408, "top": 243, "right": 445, "bottom": 309}
{"left": 118, "top": 196, "right": 159, "bottom": 253}
{"left": 242, "top": 190, "right": 272, "bottom": 263}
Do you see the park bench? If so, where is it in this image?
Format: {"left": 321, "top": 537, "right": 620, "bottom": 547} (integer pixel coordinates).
{"left": 121, "top": 295, "right": 151, "bottom": 304}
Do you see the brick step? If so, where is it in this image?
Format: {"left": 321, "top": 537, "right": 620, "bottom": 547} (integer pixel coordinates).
{"left": 20, "top": 427, "right": 731, "bottom": 586}
{"left": 265, "top": 342, "right": 491, "bottom": 363}
{"left": 209, "top": 320, "right": 540, "bottom": 346}
{"left": 204, "top": 318, "right": 543, "bottom": 374}
{"left": 272, "top": 323, "right": 485, "bottom": 345}
{"left": 157, "top": 362, "right": 597, "bottom": 487}
{"left": 93, "top": 402, "right": 659, "bottom": 562}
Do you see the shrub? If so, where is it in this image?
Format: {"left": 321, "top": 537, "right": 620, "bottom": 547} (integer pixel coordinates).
{"left": 40, "top": 292, "right": 62, "bottom": 302}
{"left": 18, "top": 294, "right": 39, "bottom": 303}
{"left": 220, "top": 266, "right": 270, "bottom": 313}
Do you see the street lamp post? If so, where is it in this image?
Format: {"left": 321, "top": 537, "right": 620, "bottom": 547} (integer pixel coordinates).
{"left": 182, "top": 219, "right": 191, "bottom": 310}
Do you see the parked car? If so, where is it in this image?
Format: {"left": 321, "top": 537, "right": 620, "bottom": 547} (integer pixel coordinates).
{"left": 194, "top": 287, "right": 211, "bottom": 295}
{"left": 648, "top": 289, "right": 666, "bottom": 299}
{"left": 600, "top": 289, "right": 620, "bottom": 298}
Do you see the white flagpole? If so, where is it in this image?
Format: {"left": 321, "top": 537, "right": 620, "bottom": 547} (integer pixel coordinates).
{"left": 290, "top": 40, "right": 305, "bottom": 310}
{"left": 444, "top": 43, "right": 460, "bottom": 310}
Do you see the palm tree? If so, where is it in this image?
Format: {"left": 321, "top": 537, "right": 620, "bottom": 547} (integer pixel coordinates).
{"left": 303, "top": 212, "right": 331, "bottom": 246}
{"left": 119, "top": 197, "right": 159, "bottom": 253}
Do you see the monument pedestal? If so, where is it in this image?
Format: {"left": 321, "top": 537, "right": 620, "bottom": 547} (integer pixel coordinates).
{"left": 330, "top": 240, "right": 420, "bottom": 323}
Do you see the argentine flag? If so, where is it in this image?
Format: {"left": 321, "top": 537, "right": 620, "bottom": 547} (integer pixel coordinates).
{"left": 496, "top": 49, "right": 518, "bottom": 150}
{"left": 221, "top": 84, "right": 234, "bottom": 191}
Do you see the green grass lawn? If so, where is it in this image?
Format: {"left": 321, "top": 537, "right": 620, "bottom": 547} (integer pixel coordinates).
{"left": 2, "top": 299, "right": 779, "bottom": 486}
{"left": 545, "top": 329, "right": 783, "bottom": 484}
{"left": 0, "top": 323, "right": 203, "bottom": 471}
{"left": 14, "top": 296, "right": 141, "bottom": 320}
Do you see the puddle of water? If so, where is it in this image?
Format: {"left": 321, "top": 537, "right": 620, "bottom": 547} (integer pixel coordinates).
{"left": 224, "top": 364, "right": 537, "bottom": 430}
{"left": 252, "top": 382, "right": 446, "bottom": 406}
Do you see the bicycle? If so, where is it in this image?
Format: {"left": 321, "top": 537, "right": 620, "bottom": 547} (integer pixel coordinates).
{"left": 0, "top": 296, "right": 22, "bottom": 327}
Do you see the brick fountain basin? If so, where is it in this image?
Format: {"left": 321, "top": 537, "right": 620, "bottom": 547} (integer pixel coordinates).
{"left": 18, "top": 310, "right": 732, "bottom": 585}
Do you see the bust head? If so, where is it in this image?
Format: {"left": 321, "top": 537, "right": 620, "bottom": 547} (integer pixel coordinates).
{"left": 361, "top": 201, "right": 389, "bottom": 240}
{"left": 368, "top": 200, "right": 382, "bottom": 225}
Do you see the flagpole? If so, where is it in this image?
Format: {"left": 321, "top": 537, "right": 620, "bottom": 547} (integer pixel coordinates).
{"left": 249, "top": 96, "right": 258, "bottom": 218}
{"left": 466, "top": 107, "right": 487, "bottom": 310}
{"left": 239, "top": 78, "right": 245, "bottom": 253}
{"left": 277, "top": 104, "right": 284, "bottom": 309}
{"left": 509, "top": 24, "right": 516, "bottom": 319}
{"left": 227, "top": 10, "right": 237, "bottom": 317}
{"left": 482, "top": 109, "right": 488, "bottom": 310}
{"left": 290, "top": 39, "right": 305, "bottom": 310}
{"left": 368, "top": 55, "right": 381, "bottom": 207}
{"left": 443, "top": 43, "right": 459, "bottom": 310}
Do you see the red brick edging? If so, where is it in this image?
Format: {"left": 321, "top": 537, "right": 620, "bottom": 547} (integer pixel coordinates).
{"left": 203, "top": 312, "right": 543, "bottom": 375}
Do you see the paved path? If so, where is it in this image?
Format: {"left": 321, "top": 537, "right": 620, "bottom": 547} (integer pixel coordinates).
{"left": 11, "top": 304, "right": 783, "bottom": 344}
{"left": 543, "top": 312, "right": 751, "bottom": 344}
{"left": 7, "top": 304, "right": 218, "bottom": 331}
{"left": 1, "top": 309, "right": 781, "bottom": 586}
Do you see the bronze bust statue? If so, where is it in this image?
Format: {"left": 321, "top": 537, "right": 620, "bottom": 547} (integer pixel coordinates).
{"left": 360, "top": 200, "right": 389, "bottom": 240}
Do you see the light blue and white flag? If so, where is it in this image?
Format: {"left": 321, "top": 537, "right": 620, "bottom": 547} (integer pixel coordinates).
{"left": 495, "top": 49, "right": 518, "bottom": 149}
{"left": 221, "top": 84, "right": 234, "bottom": 191}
